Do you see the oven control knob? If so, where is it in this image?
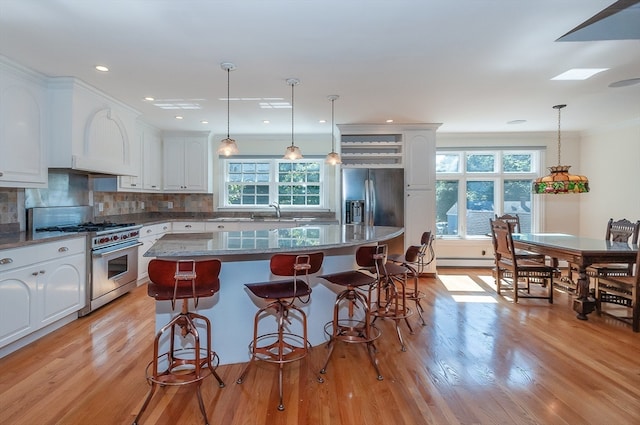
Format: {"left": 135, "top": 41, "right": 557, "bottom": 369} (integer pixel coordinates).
{"left": 122, "top": 234, "right": 128, "bottom": 240}
{"left": 100, "top": 237, "right": 108, "bottom": 243}
{"left": 113, "top": 235, "right": 119, "bottom": 241}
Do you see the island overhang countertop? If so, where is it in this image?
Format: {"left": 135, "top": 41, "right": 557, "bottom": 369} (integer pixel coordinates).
{"left": 145, "top": 224, "right": 404, "bottom": 258}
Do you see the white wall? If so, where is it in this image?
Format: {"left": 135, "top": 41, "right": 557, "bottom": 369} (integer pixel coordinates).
{"left": 579, "top": 118, "right": 640, "bottom": 238}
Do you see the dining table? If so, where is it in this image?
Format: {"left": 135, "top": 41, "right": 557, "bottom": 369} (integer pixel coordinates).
{"left": 511, "top": 233, "right": 638, "bottom": 320}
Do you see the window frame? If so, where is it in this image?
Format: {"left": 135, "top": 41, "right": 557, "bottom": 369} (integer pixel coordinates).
{"left": 436, "top": 148, "right": 542, "bottom": 239}
{"left": 220, "top": 157, "right": 326, "bottom": 209}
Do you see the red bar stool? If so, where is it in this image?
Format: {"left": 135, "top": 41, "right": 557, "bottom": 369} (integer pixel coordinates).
{"left": 367, "top": 244, "right": 414, "bottom": 351}
{"left": 388, "top": 231, "right": 435, "bottom": 326}
{"left": 319, "top": 245, "right": 385, "bottom": 380}
{"left": 133, "top": 259, "right": 225, "bottom": 425}
{"left": 236, "top": 252, "right": 324, "bottom": 411}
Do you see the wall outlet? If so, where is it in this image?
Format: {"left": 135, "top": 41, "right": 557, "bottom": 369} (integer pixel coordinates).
{"left": 98, "top": 203, "right": 104, "bottom": 212}
{"left": 167, "top": 201, "right": 173, "bottom": 209}
{"left": 140, "top": 201, "right": 145, "bottom": 210}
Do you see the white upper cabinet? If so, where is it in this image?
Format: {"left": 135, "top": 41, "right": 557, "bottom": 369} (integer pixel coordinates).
{"left": 118, "top": 121, "right": 162, "bottom": 192}
{"left": 163, "top": 133, "right": 211, "bottom": 193}
{"left": 404, "top": 129, "right": 437, "bottom": 191}
{"left": 0, "top": 58, "right": 48, "bottom": 188}
{"left": 142, "top": 125, "right": 163, "bottom": 191}
{"left": 48, "top": 77, "right": 139, "bottom": 176}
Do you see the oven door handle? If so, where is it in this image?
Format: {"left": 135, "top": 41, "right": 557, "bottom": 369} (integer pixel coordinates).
{"left": 92, "top": 241, "right": 143, "bottom": 257}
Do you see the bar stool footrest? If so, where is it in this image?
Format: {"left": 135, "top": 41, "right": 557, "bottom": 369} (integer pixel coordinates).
{"left": 323, "top": 319, "right": 382, "bottom": 343}
{"left": 146, "top": 348, "right": 220, "bottom": 386}
{"left": 249, "top": 332, "right": 309, "bottom": 364}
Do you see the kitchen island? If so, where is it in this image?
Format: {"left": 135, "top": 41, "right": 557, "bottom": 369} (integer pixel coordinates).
{"left": 145, "top": 224, "right": 403, "bottom": 365}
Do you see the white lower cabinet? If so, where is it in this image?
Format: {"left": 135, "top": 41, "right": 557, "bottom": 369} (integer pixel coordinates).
{"left": 137, "top": 222, "right": 170, "bottom": 282}
{"left": 0, "top": 237, "right": 86, "bottom": 349}
{"left": 405, "top": 189, "right": 436, "bottom": 273}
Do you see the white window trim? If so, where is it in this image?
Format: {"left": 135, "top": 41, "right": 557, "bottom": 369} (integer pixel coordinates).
{"left": 219, "top": 157, "right": 326, "bottom": 210}
{"left": 436, "top": 148, "right": 543, "bottom": 239}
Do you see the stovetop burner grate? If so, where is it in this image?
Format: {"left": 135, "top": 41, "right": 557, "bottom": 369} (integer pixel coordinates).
{"left": 36, "top": 222, "right": 137, "bottom": 233}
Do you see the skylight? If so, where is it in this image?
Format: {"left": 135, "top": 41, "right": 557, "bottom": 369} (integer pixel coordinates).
{"left": 551, "top": 68, "right": 609, "bottom": 80}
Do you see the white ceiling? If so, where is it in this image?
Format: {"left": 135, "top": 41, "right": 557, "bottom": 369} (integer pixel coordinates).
{"left": 1, "top": 0, "right": 639, "bottom": 137}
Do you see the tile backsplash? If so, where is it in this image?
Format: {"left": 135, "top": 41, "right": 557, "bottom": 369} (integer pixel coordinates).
{"left": 0, "top": 188, "right": 19, "bottom": 224}
{"left": 93, "top": 192, "right": 214, "bottom": 217}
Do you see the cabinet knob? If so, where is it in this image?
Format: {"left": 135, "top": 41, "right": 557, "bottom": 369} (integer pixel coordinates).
{"left": 0, "top": 172, "right": 3, "bottom": 177}
{"left": 185, "top": 224, "right": 192, "bottom": 228}
{"left": 151, "top": 185, "right": 157, "bottom": 188}
{"left": 58, "top": 247, "right": 69, "bottom": 252}
{"left": 0, "top": 257, "right": 13, "bottom": 265}
{"left": 146, "top": 229, "right": 152, "bottom": 233}
{"left": 32, "top": 271, "right": 39, "bottom": 276}
{"left": 163, "top": 226, "right": 168, "bottom": 230}
{"left": 218, "top": 225, "right": 224, "bottom": 229}
{"left": 40, "top": 270, "right": 45, "bottom": 274}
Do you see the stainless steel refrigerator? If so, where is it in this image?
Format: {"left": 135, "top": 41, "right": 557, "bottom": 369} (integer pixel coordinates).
{"left": 342, "top": 168, "right": 404, "bottom": 226}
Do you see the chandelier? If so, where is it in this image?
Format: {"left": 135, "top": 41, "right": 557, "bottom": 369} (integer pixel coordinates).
{"left": 533, "top": 104, "right": 589, "bottom": 194}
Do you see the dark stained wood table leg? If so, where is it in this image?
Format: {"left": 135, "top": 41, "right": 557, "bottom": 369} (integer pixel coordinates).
{"left": 572, "top": 264, "right": 596, "bottom": 320}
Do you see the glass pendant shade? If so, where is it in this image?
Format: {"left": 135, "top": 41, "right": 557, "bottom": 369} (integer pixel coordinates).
{"left": 217, "top": 137, "right": 239, "bottom": 156}
{"left": 217, "top": 62, "right": 238, "bottom": 156}
{"left": 533, "top": 104, "right": 589, "bottom": 194}
{"left": 533, "top": 165, "right": 589, "bottom": 194}
{"left": 283, "top": 144, "right": 303, "bottom": 160}
{"left": 325, "top": 151, "right": 341, "bottom": 165}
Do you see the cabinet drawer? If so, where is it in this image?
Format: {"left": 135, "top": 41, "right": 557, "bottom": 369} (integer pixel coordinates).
{"left": 0, "top": 237, "right": 85, "bottom": 273}
{"left": 172, "top": 222, "right": 206, "bottom": 233}
{"left": 140, "top": 222, "right": 170, "bottom": 237}
{"left": 38, "top": 237, "right": 86, "bottom": 259}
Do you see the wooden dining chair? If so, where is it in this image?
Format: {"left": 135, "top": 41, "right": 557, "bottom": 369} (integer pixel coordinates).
{"left": 494, "top": 214, "right": 545, "bottom": 263}
{"left": 490, "top": 218, "right": 557, "bottom": 303}
{"left": 595, "top": 247, "right": 640, "bottom": 332}
{"left": 587, "top": 218, "right": 640, "bottom": 280}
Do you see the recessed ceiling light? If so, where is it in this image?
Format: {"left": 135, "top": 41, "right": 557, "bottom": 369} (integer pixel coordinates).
{"left": 95, "top": 65, "right": 109, "bottom": 72}
{"left": 319, "top": 119, "right": 327, "bottom": 123}
{"left": 551, "top": 68, "right": 608, "bottom": 80}
{"left": 175, "top": 116, "right": 183, "bottom": 120}
{"left": 200, "top": 120, "right": 208, "bottom": 124}
{"left": 609, "top": 78, "right": 640, "bottom": 88}
{"left": 507, "top": 119, "right": 527, "bottom": 125}
{"left": 144, "top": 96, "right": 155, "bottom": 101}
{"left": 263, "top": 120, "right": 270, "bottom": 124}
{"left": 386, "top": 119, "right": 394, "bottom": 123}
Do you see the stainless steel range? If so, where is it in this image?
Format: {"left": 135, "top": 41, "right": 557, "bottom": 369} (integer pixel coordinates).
{"left": 28, "top": 206, "right": 142, "bottom": 316}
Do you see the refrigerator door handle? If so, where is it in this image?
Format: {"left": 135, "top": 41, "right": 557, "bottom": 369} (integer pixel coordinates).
{"left": 366, "top": 177, "right": 375, "bottom": 226}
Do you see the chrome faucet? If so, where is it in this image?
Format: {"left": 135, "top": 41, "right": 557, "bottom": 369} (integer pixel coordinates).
{"left": 268, "top": 201, "right": 281, "bottom": 218}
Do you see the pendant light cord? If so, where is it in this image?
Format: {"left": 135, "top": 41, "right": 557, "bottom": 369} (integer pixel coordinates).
{"left": 290, "top": 81, "right": 295, "bottom": 147}
{"left": 226, "top": 67, "right": 231, "bottom": 139}
{"left": 553, "top": 104, "right": 566, "bottom": 166}
{"left": 331, "top": 97, "right": 335, "bottom": 151}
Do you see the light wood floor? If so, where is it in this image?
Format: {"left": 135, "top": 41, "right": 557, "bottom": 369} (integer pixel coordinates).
{"left": 1, "top": 268, "right": 639, "bottom": 425}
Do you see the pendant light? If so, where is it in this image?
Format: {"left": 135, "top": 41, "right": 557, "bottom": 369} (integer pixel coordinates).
{"left": 283, "top": 78, "right": 303, "bottom": 160}
{"left": 325, "top": 95, "right": 342, "bottom": 165}
{"left": 217, "top": 62, "right": 239, "bottom": 156}
{"left": 533, "top": 104, "right": 589, "bottom": 194}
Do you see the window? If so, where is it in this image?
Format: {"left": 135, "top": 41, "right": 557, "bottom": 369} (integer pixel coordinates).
{"left": 223, "top": 159, "right": 324, "bottom": 208}
{"left": 435, "top": 149, "right": 541, "bottom": 238}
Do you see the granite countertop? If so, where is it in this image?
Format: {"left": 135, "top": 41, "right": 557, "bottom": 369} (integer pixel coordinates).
{"left": 145, "top": 224, "right": 404, "bottom": 258}
{"left": 0, "top": 212, "right": 339, "bottom": 251}
{"left": 0, "top": 231, "right": 89, "bottom": 251}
